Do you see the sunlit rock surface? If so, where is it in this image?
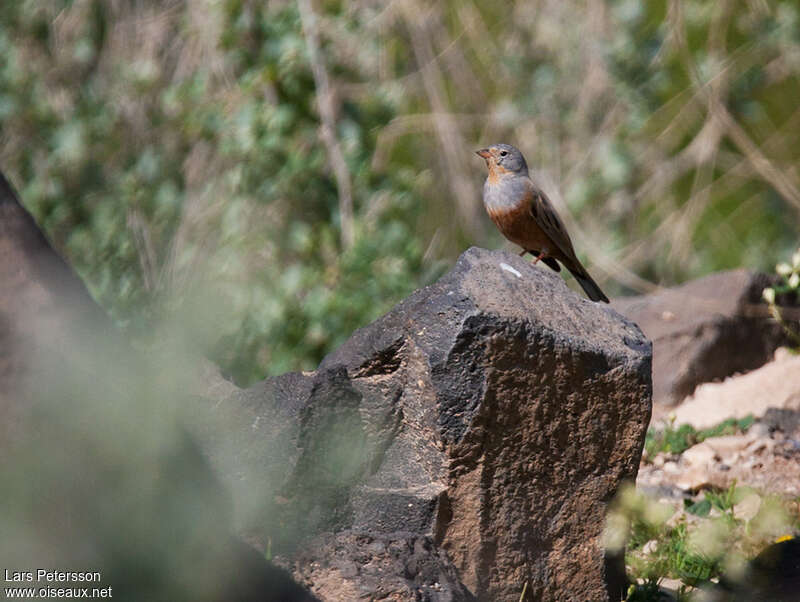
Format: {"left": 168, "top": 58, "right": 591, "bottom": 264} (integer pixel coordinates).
{"left": 211, "top": 247, "right": 652, "bottom": 601}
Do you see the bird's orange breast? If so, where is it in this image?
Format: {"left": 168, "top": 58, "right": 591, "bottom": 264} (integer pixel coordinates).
{"left": 486, "top": 203, "right": 552, "bottom": 252}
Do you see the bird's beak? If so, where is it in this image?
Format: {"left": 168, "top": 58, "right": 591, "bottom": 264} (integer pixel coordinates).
{"left": 476, "top": 148, "right": 491, "bottom": 159}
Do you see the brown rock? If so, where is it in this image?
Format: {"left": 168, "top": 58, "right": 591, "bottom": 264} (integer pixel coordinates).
{"left": 671, "top": 348, "right": 800, "bottom": 429}
{"left": 290, "top": 532, "right": 474, "bottom": 602}
{"left": 0, "top": 170, "right": 652, "bottom": 600}
{"left": 612, "top": 270, "right": 798, "bottom": 411}
{"left": 637, "top": 423, "right": 800, "bottom": 499}
{"left": 206, "top": 247, "right": 652, "bottom": 601}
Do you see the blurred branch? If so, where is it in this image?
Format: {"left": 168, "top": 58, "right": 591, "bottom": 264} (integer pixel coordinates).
{"left": 162, "top": 142, "right": 222, "bottom": 296}
{"left": 298, "top": 0, "right": 355, "bottom": 250}
{"left": 373, "top": 112, "right": 498, "bottom": 170}
{"left": 624, "top": 102, "right": 800, "bottom": 272}
{"left": 670, "top": 0, "right": 800, "bottom": 216}
{"left": 538, "top": 179, "right": 661, "bottom": 294}
{"left": 573, "top": 0, "right": 610, "bottom": 132}
{"left": 127, "top": 209, "right": 157, "bottom": 293}
{"left": 401, "top": 0, "right": 482, "bottom": 237}
{"left": 666, "top": 1, "right": 730, "bottom": 267}
{"left": 456, "top": 0, "right": 505, "bottom": 77}
{"left": 711, "top": 100, "right": 800, "bottom": 214}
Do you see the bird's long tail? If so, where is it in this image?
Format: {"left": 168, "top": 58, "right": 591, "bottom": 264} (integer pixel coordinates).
{"left": 567, "top": 265, "right": 609, "bottom": 303}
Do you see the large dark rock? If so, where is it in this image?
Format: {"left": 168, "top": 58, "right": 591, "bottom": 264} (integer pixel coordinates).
{"left": 288, "top": 532, "right": 475, "bottom": 601}
{"left": 206, "top": 247, "right": 652, "bottom": 601}
{"left": 612, "top": 270, "right": 798, "bottom": 411}
{"left": 1, "top": 168, "right": 651, "bottom": 599}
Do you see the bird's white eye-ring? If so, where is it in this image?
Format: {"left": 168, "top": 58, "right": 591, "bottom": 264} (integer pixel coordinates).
{"left": 499, "top": 150, "right": 508, "bottom": 157}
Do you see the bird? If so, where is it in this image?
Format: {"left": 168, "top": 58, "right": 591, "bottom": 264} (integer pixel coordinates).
{"left": 476, "top": 143, "right": 609, "bottom": 303}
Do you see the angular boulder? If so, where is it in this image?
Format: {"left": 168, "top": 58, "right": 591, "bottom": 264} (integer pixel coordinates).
{"left": 206, "top": 247, "right": 652, "bottom": 601}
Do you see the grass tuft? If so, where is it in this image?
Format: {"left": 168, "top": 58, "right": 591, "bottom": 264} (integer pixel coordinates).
{"left": 644, "top": 415, "right": 755, "bottom": 460}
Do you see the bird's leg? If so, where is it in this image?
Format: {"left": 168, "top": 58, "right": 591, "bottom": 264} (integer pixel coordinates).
{"left": 519, "top": 249, "right": 527, "bottom": 257}
{"left": 532, "top": 250, "right": 547, "bottom": 265}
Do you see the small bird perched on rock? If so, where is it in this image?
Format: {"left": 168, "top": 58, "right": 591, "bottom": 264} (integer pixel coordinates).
{"left": 476, "top": 143, "right": 609, "bottom": 303}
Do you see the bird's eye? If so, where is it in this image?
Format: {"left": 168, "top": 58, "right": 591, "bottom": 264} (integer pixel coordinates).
{"left": 499, "top": 150, "right": 508, "bottom": 157}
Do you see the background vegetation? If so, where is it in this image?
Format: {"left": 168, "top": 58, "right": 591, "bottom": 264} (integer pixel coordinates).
{"left": 2, "top": 0, "right": 800, "bottom": 383}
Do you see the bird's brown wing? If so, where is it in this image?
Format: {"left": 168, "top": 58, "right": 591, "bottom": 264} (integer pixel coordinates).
{"left": 524, "top": 179, "right": 579, "bottom": 264}
{"left": 524, "top": 178, "right": 610, "bottom": 303}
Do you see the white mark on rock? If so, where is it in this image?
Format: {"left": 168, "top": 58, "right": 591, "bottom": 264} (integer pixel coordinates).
{"left": 500, "top": 262, "right": 522, "bottom": 278}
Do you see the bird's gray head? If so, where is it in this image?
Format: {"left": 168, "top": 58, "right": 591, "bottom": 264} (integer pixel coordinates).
{"left": 476, "top": 143, "right": 528, "bottom": 176}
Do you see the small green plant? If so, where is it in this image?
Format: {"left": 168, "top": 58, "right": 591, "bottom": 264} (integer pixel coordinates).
{"left": 607, "top": 482, "right": 800, "bottom": 598}
{"left": 699, "top": 416, "right": 756, "bottom": 441}
{"left": 704, "top": 481, "right": 740, "bottom": 516}
{"left": 763, "top": 247, "right": 800, "bottom": 348}
{"left": 644, "top": 415, "right": 755, "bottom": 460}
{"left": 684, "top": 498, "right": 712, "bottom": 518}
{"left": 624, "top": 580, "right": 661, "bottom": 601}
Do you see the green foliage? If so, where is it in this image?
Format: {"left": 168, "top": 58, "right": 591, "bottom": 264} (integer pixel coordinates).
{"left": 2, "top": 1, "right": 800, "bottom": 381}
{"left": 624, "top": 580, "right": 662, "bottom": 602}
{"left": 700, "top": 415, "right": 756, "bottom": 440}
{"left": 704, "top": 481, "right": 741, "bottom": 515}
{"left": 644, "top": 415, "right": 755, "bottom": 459}
{"left": 684, "top": 498, "right": 712, "bottom": 518}
{"left": 763, "top": 246, "right": 800, "bottom": 348}
{"left": 608, "top": 482, "right": 800, "bottom": 596}
{"left": 685, "top": 480, "right": 745, "bottom": 522}
{"left": 645, "top": 423, "right": 697, "bottom": 457}
{"left": 0, "top": 0, "right": 440, "bottom": 383}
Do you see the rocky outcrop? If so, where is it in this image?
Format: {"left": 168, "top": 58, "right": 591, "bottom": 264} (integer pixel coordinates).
{"left": 637, "top": 346, "right": 800, "bottom": 498}
{"left": 2, "top": 168, "right": 652, "bottom": 599}
{"left": 205, "top": 248, "right": 652, "bottom": 601}
{"left": 613, "top": 270, "right": 798, "bottom": 410}
{"left": 670, "top": 347, "right": 800, "bottom": 430}
{"left": 289, "top": 532, "right": 475, "bottom": 601}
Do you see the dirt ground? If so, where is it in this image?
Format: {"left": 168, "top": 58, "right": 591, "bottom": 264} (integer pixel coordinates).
{"left": 639, "top": 348, "right": 800, "bottom": 499}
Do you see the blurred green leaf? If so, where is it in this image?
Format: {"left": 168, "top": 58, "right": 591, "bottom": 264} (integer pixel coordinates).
{"left": 2, "top": 0, "right": 799, "bottom": 384}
